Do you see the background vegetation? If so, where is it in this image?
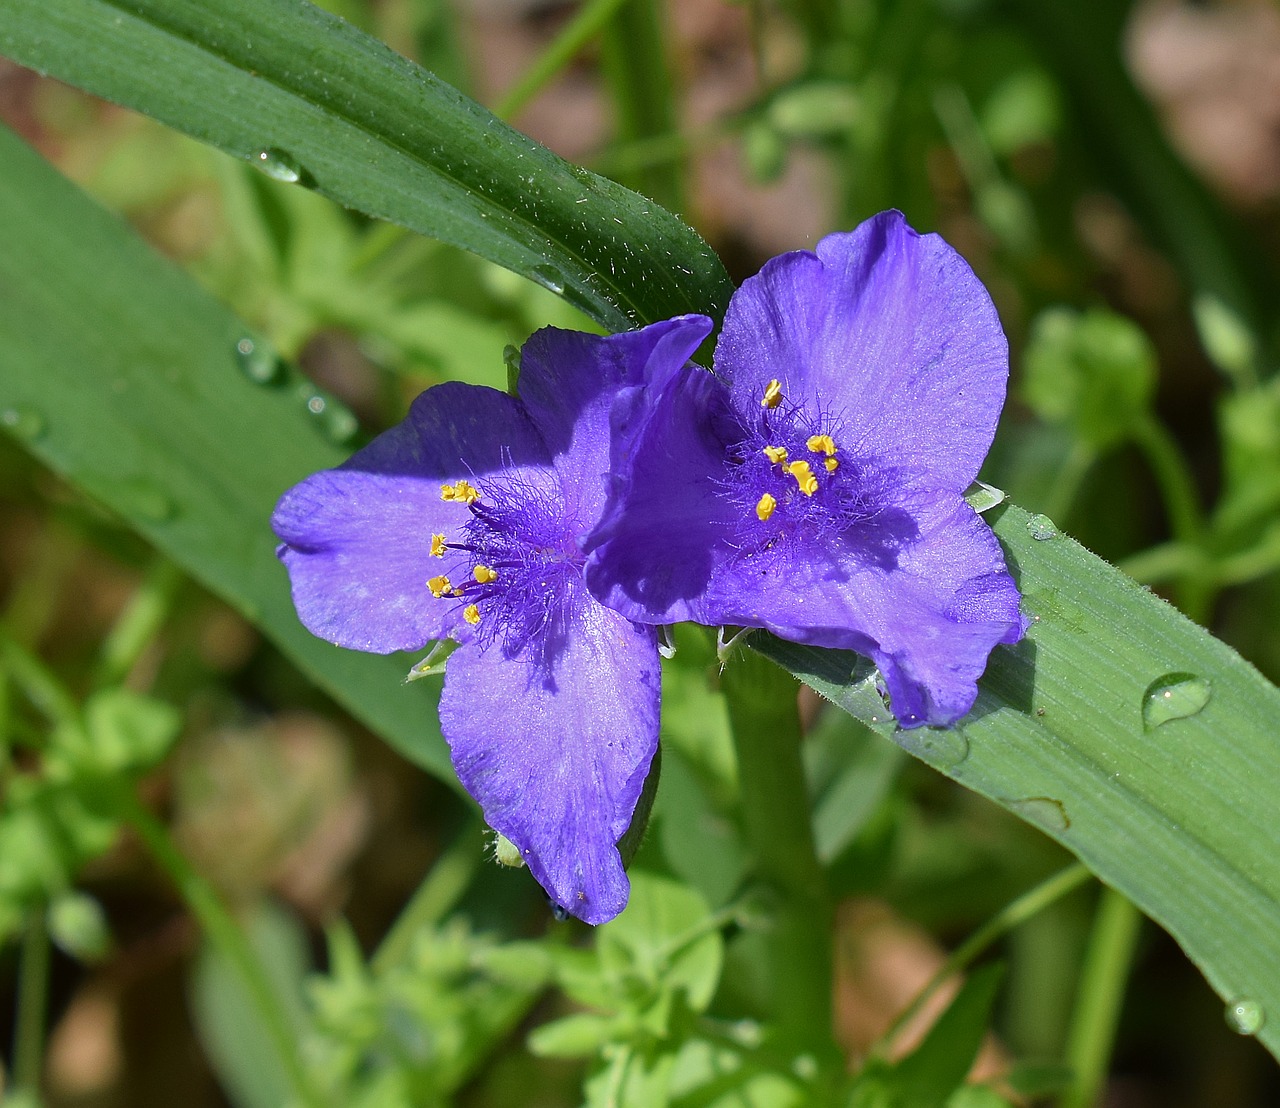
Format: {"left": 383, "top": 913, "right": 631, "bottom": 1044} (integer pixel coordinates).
{"left": 2, "top": 0, "right": 1280, "bottom": 1104}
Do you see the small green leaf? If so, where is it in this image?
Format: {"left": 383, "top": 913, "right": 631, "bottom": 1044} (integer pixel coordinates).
{"left": 600, "top": 871, "right": 723, "bottom": 1012}
{"left": 190, "top": 900, "right": 311, "bottom": 1108}
{"left": 768, "top": 81, "right": 861, "bottom": 139}
{"left": 48, "top": 890, "right": 112, "bottom": 962}
{"left": 1192, "top": 292, "right": 1258, "bottom": 387}
{"left": 1022, "top": 307, "right": 1156, "bottom": 450}
{"left": 82, "top": 688, "right": 181, "bottom": 773}
{"left": 527, "top": 1012, "right": 616, "bottom": 1058}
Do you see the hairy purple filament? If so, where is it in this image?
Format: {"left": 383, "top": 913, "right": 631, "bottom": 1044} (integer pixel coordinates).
{"left": 437, "top": 474, "right": 582, "bottom": 664}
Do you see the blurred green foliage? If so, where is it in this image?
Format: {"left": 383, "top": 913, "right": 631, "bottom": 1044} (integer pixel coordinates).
{"left": 3, "top": 0, "right": 1280, "bottom": 1105}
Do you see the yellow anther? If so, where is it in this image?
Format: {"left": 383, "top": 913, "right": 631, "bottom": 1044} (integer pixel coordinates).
{"left": 761, "top": 379, "right": 784, "bottom": 409}
{"left": 756, "top": 493, "right": 777, "bottom": 521}
{"left": 763, "top": 445, "right": 788, "bottom": 464}
{"left": 427, "top": 575, "right": 453, "bottom": 599}
{"left": 786, "top": 460, "right": 819, "bottom": 496}
{"left": 807, "top": 434, "right": 837, "bottom": 456}
{"left": 430, "top": 533, "right": 447, "bottom": 557}
{"left": 440, "top": 480, "right": 479, "bottom": 504}
{"left": 473, "top": 565, "right": 498, "bottom": 584}
{"left": 825, "top": 457, "right": 839, "bottom": 473}
{"left": 463, "top": 604, "right": 481, "bottom": 625}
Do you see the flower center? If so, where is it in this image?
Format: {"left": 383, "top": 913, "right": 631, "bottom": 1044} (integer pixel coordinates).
{"left": 727, "top": 380, "right": 888, "bottom": 548}
{"left": 430, "top": 475, "right": 580, "bottom": 658}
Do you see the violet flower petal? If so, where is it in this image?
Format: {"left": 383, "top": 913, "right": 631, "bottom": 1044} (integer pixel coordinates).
{"left": 517, "top": 315, "right": 712, "bottom": 522}
{"left": 584, "top": 363, "right": 738, "bottom": 622}
{"left": 439, "top": 578, "right": 660, "bottom": 924}
{"left": 715, "top": 210, "right": 1008, "bottom": 490}
{"left": 702, "top": 490, "right": 1021, "bottom": 726}
{"left": 273, "top": 383, "right": 553, "bottom": 653}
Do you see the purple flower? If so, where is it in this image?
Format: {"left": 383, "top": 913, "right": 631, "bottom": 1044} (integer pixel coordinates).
{"left": 272, "top": 316, "right": 711, "bottom": 924}
{"left": 585, "top": 211, "right": 1023, "bottom": 727}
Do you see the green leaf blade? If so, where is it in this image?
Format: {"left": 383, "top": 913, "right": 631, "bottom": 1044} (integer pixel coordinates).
{"left": 0, "top": 0, "right": 734, "bottom": 332}
{"left": 758, "top": 503, "right": 1280, "bottom": 1061}
{"left": 0, "top": 123, "right": 452, "bottom": 778}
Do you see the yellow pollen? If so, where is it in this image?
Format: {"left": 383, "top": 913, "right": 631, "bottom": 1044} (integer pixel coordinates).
{"left": 473, "top": 565, "right": 498, "bottom": 584}
{"left": 807, "top": 434, "right": 837, "bottom": 456}
{"left": 463, "top": 604, "right": 481, "bottom": 625}
{"left": 429, "top": 533, "right": 447, "bottom": 557}
{"left": 756, "top": 493, "right": 777, "bottom": 521}
{"left": 825, "top": 457, "right": 839, "bottom": 473}
{"left": 427, "top": 574, "right": 453, "bottom": 599}
{"left": 786, "top": 460, "right": 819, "bottom": 496}
{"left": 763, "top": 445, "right": 788, "bottom": 464}
{"left": 761, "top": 379, "right": 784, "bottom": 409}
{"left": 440, "top": 480, "right": 479, "bottom": 504}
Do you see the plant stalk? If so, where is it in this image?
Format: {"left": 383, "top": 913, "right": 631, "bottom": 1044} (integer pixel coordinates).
{"left": 722, "top": 647, "right": 835, "bottom": 1060}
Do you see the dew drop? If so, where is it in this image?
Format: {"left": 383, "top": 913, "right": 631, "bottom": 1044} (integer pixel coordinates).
{"left": 1, "top": 407, "right": 47, "bottom": 442}
{"left": 1009, "top": 796, "right": 1070, "bottom": 833}
{"left": 115, "top": 478, "right": 177, "bottom": 523}
{"left": 299, "top": 388, "right": 359, "bottom": 444}
{"left": 1026, "top": 513, "right": 1059, "bottom": 541}
{"left": 234, "top": 336, "right": 282, "bottom": 385}
{"left": 529, "top": 265, "right": 565, "bottom": 295}
{"left": 894, "top": 727, "right": 969, "bottom": 769}
{"left": 1226, "top": 997, "right": 1265, "bottom": 1036}
{"left": 252, "top": 147, "right": 304, "bottom": 183}
{"left": 1142, "top": 672, "right": 1212, "bottom": 729}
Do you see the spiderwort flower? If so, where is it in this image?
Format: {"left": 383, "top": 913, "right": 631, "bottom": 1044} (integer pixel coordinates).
{"left": 585, "top": 211, "right": 1023, "bottom": 727}
{"left": 271, "top": 316, "right": 712, "bottom": 924}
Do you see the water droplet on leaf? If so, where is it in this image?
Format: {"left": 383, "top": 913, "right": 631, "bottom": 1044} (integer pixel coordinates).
{"left": 1226, "top": 998, "right": 1265, "bottom": 1035}
{"left": 1010, "top": 796, "right": 1070, "bottom": 833}
{"left": 1026, "top": 513, "right": 1058, "bottom": 541}
{"left": 1142, "top": 673, "right": 1211, "bottom": 729}
{"left": 234, "top": 336, "right": 281, "bottom": 385}
{"left": 1, "top": 407, "right": 46, "bottom": 442}
{"left": 529, "top": 265, "right": 565, "bottom": 295}
{"left": 252, "top": 147, "right": 304, "bottom": 183}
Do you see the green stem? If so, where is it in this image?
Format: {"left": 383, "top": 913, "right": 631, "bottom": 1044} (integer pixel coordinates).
{"left": 722, "top": 647, "right": 835, "bottom": 1059}
{"left": 118, "top": 788, "right": 326, "bottom": 1108}
{"left": 600, "top": 0, "right": 684, "bottom": 212}
{"left": 1133, "top": 416, "right": 1204, "bottom": 547}
{"left": 372, "top": 814, "right": 483, "bottom": 974}
{"left": 12, "top": 907, "right": 51, "bottom": 1094}
{"left": 1060, "top": 889, "right": 1143, "bottom": 1108}
{"left": 875, "top": 863, "right": 1092, "bottom": 1058}
{"left": 0, "top": 625, "right": 81, "bottom": 731}
{"left": 1041, "top": 441, "right": 1097, "bottom": 529}
{"left": 1132, "top": 415, "right": 1211, "bottom": 620}
{"left": 1116, "top": 541, "right": 1204, "bottom": 586}
{"left": 93, "top": 558, "right": 183, "bottom": 690}
{"left": 495, "top": 0, "right": 631, "bottom": 121}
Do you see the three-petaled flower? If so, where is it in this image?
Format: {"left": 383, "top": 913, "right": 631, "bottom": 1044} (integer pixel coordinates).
{"left": 272, "top": 317, "right": 711, "bottom": 924}
{"left": 586, "top": 210, "right": 1023, "bottom": 727}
